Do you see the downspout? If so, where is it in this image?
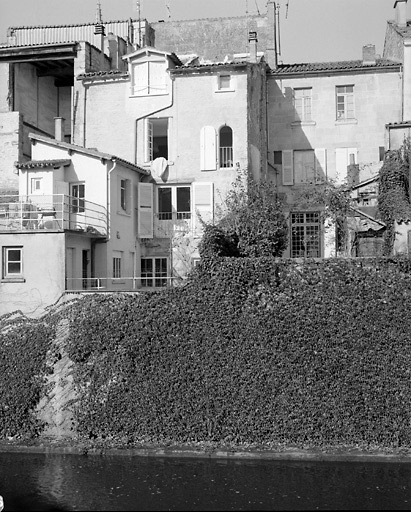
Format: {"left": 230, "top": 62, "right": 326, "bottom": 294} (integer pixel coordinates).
{"left": 83, "top": 83, "right": 89, "bottom": 147}
{"left": 134, "top": 71, "right": 175, "bottom": 165}
{"left": 107, "top": 159, "right": 118, "bottom": 241}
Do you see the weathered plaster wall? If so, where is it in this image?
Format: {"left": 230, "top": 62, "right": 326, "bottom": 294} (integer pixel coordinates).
{"left": 383, "top": 21, "right": 404, "bottom": 62}
{"left": 268, "top": 69, "right": 402, "bottom": 186}
{"left": 247, "top": 63, "right": 267, "bottom": 181}
{"left": 0, "top": 232, "right": 65, "bottom": 317}
{"left": 0, "top": 63, "right": 11, "bottom": 113}
{"left": 0, "top": 111, "right": 22, "bottom": 192}
{"left": 152, "top": 15, "right": 269, "bottom": 61}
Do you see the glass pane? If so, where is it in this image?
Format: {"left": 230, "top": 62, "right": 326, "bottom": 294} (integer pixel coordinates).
{"left": 158, "top": 188, "right": 172, "bottom": 220}
{"left": 176, "top": 187, "right": 191, "bottom": 213}
{"left": 8, "top": 262, "right": 21, "bottom": 274}
{"left": 220, "top": 126, "right": 232, "bottom": 147}
{"left": 8, "top": 249, "right": 21, "bottom": 262}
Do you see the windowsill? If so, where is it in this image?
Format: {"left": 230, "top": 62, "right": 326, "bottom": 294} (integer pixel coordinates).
{"left": 129, "top": 91, "right": 169, "bottom": 98}
{"left": 291, "top": 121, "right": 316, "bottom": 126}
{"left": 215, "top": 89, "right": 235, "bottom": 93}
{"left": 2, "top": 277, "right": 25, "bottom": 283}
{"left": 219, "top": 166, "right": 235, "bottom": 170}
{"left": 335, "top": 118, "right": 357, "bottom": 125}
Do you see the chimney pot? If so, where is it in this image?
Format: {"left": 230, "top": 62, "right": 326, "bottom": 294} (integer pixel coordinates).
{"left": 394, "top": 0, "right": 408, "bottom": 28}
{"left": 54, "top": 117, "right": 65, "bottom": 142}
{"left": 248, "top": 31, "right": 258, "bottom": 63}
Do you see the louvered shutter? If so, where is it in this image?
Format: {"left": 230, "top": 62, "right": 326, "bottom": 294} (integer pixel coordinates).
{"left": 144, "top": 120, "right": 153, "bottom": 162}
{"left": 138, "top": 182, "right": 153, "bottom": 238}
{"left": 200, "top": 126, "right": 217, "bottom": 171}
{"left": 132, "top": 62, "right": 149, "bottom": 95}
{"left": 282, "top": 150, "right": 293, "bottom": 185}
{"left": 193, "top": 182, "right": 213, "bottom": 236}
{"left": 314, "top": 148, "right": 327, "bottom": 183}
{"left": 149, "top": 61, "right": 166, "bottom": 94}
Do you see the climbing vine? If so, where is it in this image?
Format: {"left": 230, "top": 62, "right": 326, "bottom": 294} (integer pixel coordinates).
{"left": 378, "top": 139, "right": 411, "bottom": 255}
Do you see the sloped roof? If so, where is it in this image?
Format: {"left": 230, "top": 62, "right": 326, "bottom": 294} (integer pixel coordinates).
{"left": 270, "top": 59, "right": 400, "bottom": 76}
{"left": 28, "top": 134, "right": 149, "bottom": 175}
{"left": 15, "top": 159, "right": 71, "bottom": 170}
{"left": 77, "top": 70, "right": 128, "bottom": 80}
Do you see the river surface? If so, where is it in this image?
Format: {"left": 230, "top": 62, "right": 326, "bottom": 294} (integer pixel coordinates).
{"left": 0, "top": 452, "right": 411, "bottom": 510}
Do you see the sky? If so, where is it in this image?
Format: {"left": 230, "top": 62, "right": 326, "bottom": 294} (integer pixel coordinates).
{"left": 0, "top": 0, "right": 408, "bottom": 63}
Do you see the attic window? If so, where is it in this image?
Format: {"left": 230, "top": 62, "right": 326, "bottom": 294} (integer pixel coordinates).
{"left": 216, "top": 74, "right": 234, "bottom": 92}
{"left": 131, "top": 60, "right": 167, "bottom": 96}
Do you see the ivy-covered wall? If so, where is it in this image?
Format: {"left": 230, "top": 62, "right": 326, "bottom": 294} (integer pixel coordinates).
{"left": 2, "top": 257, "right": 411, "bottom": 450}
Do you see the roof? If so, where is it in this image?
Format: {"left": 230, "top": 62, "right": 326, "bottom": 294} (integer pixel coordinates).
{"left": 77, "top": 70, "right": 129, "bottom": 80}
{"left": 122, "top": 46, "right": 182, "bottom": 66}
{"left": 387, "top": 19, "right": 411, "bottom": 39}
{"left": 351, "top": 175, "right": 379, "bottom": 191}
{"left": 28, "top": 134, "right": 149, "bottom": 175}
{"left": 171, "top": 61, "right": 250, "bottom": 74}
{"left": 269, "top": 59, "right": 400, "bottom": 76}
{"left": 15, "top": 159, "right": 71, "bottom": 170}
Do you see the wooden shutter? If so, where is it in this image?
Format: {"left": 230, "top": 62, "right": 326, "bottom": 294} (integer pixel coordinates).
{"left": 149, "top": 61, "right": 166, "bottom": 94}
{"left": 144, "top": 119, "right": 153, "bottom": 162}
{"left": 335, "top": 148, "right": 348, "bottom": 182}
{"left": 314, "top": 148, "right": 327, "bottom": 183}
{"left": 193, "top": 182, "right": 213, "bottom": 235}
{"left": 200, "top": 126, "right": 217, "bottom": 171}
{"left": 282, "top": 150, "right": 293, "bottom": 185}
{"left": 132, "top": 62, "right": 148, "bottom": 95}
{"left": 138, "top": 182, "right": 153, "bottom": 238}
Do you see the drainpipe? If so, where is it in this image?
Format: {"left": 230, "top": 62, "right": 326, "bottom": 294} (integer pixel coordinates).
{"left": 106, "top": 159, "right": 118, "bottom": 241}
{"left": 134, "top": 72, "right": 175, "bottom": 165}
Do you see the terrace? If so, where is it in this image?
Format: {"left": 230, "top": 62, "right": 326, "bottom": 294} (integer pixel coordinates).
{"left": 0, "top": 194, "right": 107, "bottom": 236}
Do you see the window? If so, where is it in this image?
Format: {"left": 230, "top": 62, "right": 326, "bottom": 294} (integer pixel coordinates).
{"left": 291, "top": 212, "right": 321, "bottom": 258}
{"left": 113, "top": 255, "right": 122, "bottom": 279}
{"left": 71, "top": 183, "right": 85, "bottom": 213}
{"left": 3, "top": 247, "right": 23, "bottom": 278}
{"left": 158, "top": 186, "right": 191, "bottom": 220}
{"left": 119, "top": 178, "right": 131, "bottom": 213}
{"left": 336, "top": 85, "right": 354, "bottom": 120}
{"left": 31, "top": 178, "right": 42, "bottom": 193}
{"left": 219, "top": 126, "right": 233, "bottom": 168}
{"left": 379, "top": 146, "right": 385, "bottom": 162}
{"left": 294, "top": 88, "right": 312, "bottom": 121}
{"left": 281, "top": 149, "right": 327, "bottom": 185}
{"left": 218, "top": 74, "right": 232, "bottom": 90}
{"left": 141, "top": 257, "right": 168, "bottom": 287}
{"left": 132, "top": 60, "right": 167, "bottom": 96}
{"left": 145, "top": 118, "right": 168, "bottom": 162}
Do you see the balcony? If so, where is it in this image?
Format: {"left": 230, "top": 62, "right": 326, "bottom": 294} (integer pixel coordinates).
{"left": 154, "top": 212, "right": 193, "bottom": 238}
{"left": 0, "top": 195, "right": 107, "bottom": 236}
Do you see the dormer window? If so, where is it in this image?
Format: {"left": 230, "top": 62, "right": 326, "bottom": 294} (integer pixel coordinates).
{"left": 131, "top": 60, "right": 167, "bottom": 96}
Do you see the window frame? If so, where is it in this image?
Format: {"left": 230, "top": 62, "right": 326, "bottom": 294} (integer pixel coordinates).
{"left": 293, "top": 87, "right": 312, "bottom": 122}
{"left": 31, "top": 177, "right": 42, "bottom": 193}
{"left": 336, "top": 85, "right": 355, "bottom": 120}
{"left": 290, "top": 212, "right": 321, "bottom": 258}
{"left": 219, "top": 125, "right": 233, "bottom": 168}
{"left": 2, "top": 246, "right": 23, "bottom": 280}
{"left": 131, "top": 59, "right": 168, "bottom": 97}
{"left": 70, "top": 183, "right": 85, "bottom": 214}
{"left": 144, "top": 118, "right": 169, "bottom": 163}
{"left": 140, "top": 257, "right": 168, "bottom": 287}
{"left": 113, "top": 255, "right": 122, "bottom": 279}
{"left": 157, "top": 185, "right": 191, "bottom": 221}
{"left": 215, "top": 73, "right": 235, "bottom": 93}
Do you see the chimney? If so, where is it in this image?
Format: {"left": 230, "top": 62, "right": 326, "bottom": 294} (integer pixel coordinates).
{"left": 363, "top": 44, "right": 376, "bottom": 65}
{"left": 347, "top": 154, "right": 359, "bottom": 188}
{"left": 266, "top": 1, "right": 278, "bottom": 70}
{"left": 395, "top": 0, "right": 408, "bottom": 28}
{"left": 249, "top": 31, "right": 258, "bottom": 63}
{"left": 54, "top": 117, "right": 65, "bottom": 142}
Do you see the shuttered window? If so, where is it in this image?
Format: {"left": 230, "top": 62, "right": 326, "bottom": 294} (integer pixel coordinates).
{"left": 138, "top": 182, "right": 154, "bottom": 238}
{"left": 132, "top": 60, "right": 167, "bottom": 96}
{"left": 281, "top": 149, "right": 327, "bottom": 185}
{"left": 200, "top": 126, "right": 217, "bottom": 171}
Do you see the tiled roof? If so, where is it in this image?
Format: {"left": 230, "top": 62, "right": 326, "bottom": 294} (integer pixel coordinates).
{"left": 270, "top": 59, "right": 400, "bottom": 75}
{"left": 15, "top": 159, "right": 71, "bottom": 169}
{"left": 172, "top": 61, "right": 249, "bottom": 72}
{"left": 28, "top": 134, "right": 150, "bottom": 175}
{"left": 77, "top": 70, "right": 129, "bottom": 80}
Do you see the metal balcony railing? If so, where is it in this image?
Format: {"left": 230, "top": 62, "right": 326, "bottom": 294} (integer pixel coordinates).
{"left": 154, "top": 212, "right": 193, "bottom": 237}
{"left": 219, "top": 146, "right": 233, "bottom": 168}
{"left": 0, "top": 195, "right": 107, "bottom": 235}
{"left": 65, "top": 276, "right": 181, "bottom": 291}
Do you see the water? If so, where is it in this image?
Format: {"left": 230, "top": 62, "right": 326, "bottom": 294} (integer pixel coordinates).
{"left": 0, "top": 452, "right": 411, "bottom": 510}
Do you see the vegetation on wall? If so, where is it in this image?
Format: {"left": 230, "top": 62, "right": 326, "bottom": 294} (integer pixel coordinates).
{"left": 378, "top": 139, "right": 411, "bottom": 254}
{"left": 199, "top": 175, "right": 288, "bottom": 260}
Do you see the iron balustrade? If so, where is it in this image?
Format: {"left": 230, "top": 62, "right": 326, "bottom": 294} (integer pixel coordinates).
{"left": 219, "top": 146, "right": 233, "bottom": 168}
{"left": 0, "top": 194, "right": 107, "bottom": 235}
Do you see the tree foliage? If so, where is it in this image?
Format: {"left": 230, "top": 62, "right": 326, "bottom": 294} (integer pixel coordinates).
{"left": 199, "top": 175, "right": 288, "bottom": 260}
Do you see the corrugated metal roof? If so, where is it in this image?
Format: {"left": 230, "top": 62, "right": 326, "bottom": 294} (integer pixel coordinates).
{"left": 270, "top": 59, "right": 400, "bottom": 75}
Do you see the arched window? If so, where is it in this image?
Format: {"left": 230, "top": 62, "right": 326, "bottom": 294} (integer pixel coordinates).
{"left": 219, "top": 126, "right": 233, "bottom": 168}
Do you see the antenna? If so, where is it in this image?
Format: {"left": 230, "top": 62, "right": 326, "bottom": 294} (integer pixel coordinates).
{"left": 285, "top": 0, "right": 290, "bottom": 19}
{"left": 254, "top": 0, "right": 260, "bottom": 15}
{"left": 95, "top": 0, "right": 103, "bottom": 24}
{"left": 136, "top": 0, "right": 142, "bottom": 47}
{"left": 166, "top": 0, "right": 171, "bottom": 18}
